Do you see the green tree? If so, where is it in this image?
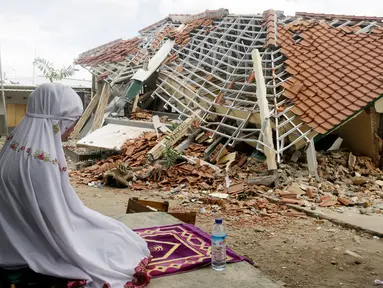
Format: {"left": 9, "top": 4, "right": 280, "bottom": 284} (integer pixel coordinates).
{"left": 33, "top": 57, "right": 78, "bottom": 82}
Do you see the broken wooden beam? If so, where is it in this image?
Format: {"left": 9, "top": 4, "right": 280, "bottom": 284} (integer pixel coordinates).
{"left": 69, "top": 92, "right": 101, "bottom": 139}
{"left": 147, "top": 112, "right": 200, "bottom": 161}
{"left": 91, "top": 83, "right": 110, "bottom": 132}
{"left": 252, "top": 49, "right": 277, "bottom": 171}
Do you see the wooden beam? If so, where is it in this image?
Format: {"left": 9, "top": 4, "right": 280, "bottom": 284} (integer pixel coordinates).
{"left": 91, "top": 83, "right": 110, "bottom": 132}
{"left": 69, "top": 92, "right": 101, "bottom": 139}
{"left": 252, "top": 49, "right": 277, "bottom": 171}
{"left": 131, "top": 95, "right": 139, "bottom": 113}
{"left": 147, "top": 112, "right": 200, "bottom": 161}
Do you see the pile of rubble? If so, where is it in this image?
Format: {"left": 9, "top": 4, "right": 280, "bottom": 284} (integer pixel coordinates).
{"left": 69, "top": 125, "right": 383, "bottom": 217}
{"left": 70, "top": 132, "right": 226, "bottom": 190}
{"left": 266, "top": 151, "right": 383, "bottom": 215}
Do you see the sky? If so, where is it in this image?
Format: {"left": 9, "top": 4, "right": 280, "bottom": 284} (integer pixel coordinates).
{"left": 0, "top": 0, "right": 381, "bottom": 85}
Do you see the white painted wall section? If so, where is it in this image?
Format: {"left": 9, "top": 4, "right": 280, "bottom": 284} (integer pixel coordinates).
{"left": 77, "top": 124, "right": 154, "bottom": 150}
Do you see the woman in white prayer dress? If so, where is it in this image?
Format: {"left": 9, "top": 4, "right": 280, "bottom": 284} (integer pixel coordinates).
{"left": 0, "top": 83, "right": 151, "bottom": 288}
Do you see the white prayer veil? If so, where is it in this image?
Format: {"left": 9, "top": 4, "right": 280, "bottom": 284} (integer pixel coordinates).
{"left": 0, "top": 83, "right": 150, "bottom": 287}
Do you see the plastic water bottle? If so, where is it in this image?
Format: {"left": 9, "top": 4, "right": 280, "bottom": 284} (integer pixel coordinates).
{"left": 211, "top": 218, "right": 227, "bottom": 271}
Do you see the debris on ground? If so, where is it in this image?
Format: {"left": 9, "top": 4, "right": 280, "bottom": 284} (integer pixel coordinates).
{"left": 69, "top": 123, "right": 383, "bottom": 219}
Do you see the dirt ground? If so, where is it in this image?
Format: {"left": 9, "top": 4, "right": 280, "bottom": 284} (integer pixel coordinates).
{"left": 75, "top": 183, "right": 383, "bottom": 288}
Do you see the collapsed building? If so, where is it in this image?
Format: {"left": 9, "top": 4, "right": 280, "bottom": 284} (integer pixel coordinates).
{"left": 73, "top": 9, "right": 383, "bottom": 176}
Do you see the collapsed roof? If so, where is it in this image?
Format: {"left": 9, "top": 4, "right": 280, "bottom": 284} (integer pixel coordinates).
{"left": 76, "top": 9, "right": 383, "bottom": 162}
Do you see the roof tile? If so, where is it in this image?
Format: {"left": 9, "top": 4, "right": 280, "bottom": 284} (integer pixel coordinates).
{"left": 279, "top": 20, "right": 383, "bottom": 134}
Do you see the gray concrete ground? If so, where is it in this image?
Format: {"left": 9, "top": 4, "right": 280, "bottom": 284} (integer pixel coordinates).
{"left": 308, "top": 207, "right": 383, "bottom": 236}
{"left": 285, "top": 203, "right": 383, "bottom": 237}
{"left": 117, "top": 213, "right": 282, "bottom": 288}
{"left": 261, "top": 193, "right": 383, "bottom": 237}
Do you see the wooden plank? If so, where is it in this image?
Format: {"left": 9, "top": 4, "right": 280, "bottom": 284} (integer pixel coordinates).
{"left": 6, "top": 104, "right": 16, "bottom": 127}
{"left": 136, "top": 199, "right": 169, "bottom": 212}
{"left": 126, "top": 199, "right": 153, "bottom": 214}
{"left": 252, "top": 49, "right": 277, "bottom": 171}
{"left": 131, "top": 95, "right": 139, "bottom": 113}
{"left": 147, "top": 111, "right": 200, "bottom": 161}
{"left": 169, "top": 212, "right": 196, "bottom": 224}
{"left": 91, "top": 84, "right": 110, "bottom": 132}
{"left": 69, "top": 92, "right": 101, "bottom": 139}
{"left": 126, "top": 198, "right": 169, "bottom": 214}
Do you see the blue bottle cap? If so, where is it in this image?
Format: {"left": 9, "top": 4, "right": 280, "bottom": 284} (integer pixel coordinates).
{"left": 215, "top": 218, "right": 223, "bottom": 224}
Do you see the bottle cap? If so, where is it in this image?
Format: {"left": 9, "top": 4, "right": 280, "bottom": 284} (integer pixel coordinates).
{"left": 215, "top": 218, "right": 223, "bottom": 224}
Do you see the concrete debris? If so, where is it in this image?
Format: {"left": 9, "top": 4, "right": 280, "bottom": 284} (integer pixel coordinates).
{"left": 344, "top": 250, "right": 363, "bottom": 259}
{"left": 353, "top": 235, "right": 361, "bottom": 244}
{"left": 352, "top": 177, "right": 367, "bottom": 185}
{"left": 69, "top": 129, "right": 383, "bottom": 219}
{"left": 209, "top": 193, "right": 229, "bottom": 199}
{"left": 248, "top": 174, "right": 277, "bottom": 187}
{"left": 348, "top": 153, "right": 357, "bottom": 170}
{"left": 71, "top": 132, "right": 226, "bottom": 191}
{"left": 290, "top": 151, "right": 302, "bottom": 163}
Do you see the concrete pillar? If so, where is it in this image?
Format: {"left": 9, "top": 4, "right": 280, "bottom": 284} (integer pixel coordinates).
{"left": 306, "top": 139, "right": 320, "bottom": 181}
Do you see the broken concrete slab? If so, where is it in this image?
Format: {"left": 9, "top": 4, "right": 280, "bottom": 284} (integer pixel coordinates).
{"left": 77, "top": 124, "right": 154, "bottom": 150}
{"left": 105, "top": 117, "right": 174, "bottom": 129}
{"left": 278, "top": 203, "right": 383, "bottom": 237}
{"left": 248, "top": 174, "right": 277, "bottom": 187}
{"left": 286, "top": 183, "right": 305, "bottom": 196}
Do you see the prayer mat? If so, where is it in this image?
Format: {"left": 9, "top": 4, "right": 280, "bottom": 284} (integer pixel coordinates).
{"left": 133, "top": 223, "right": 249, "bottom": 278}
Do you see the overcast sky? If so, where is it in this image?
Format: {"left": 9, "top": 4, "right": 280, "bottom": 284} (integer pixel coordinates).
{"left": 0, "top": 0, "right": 381, "bottom": 85}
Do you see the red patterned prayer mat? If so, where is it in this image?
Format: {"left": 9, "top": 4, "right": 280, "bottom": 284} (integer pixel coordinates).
{"left": 133, "top": 223, "right": 249, "bottom": 278}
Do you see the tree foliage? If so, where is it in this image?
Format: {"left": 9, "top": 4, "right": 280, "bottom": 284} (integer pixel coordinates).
{"left": 33, "top": 57, "right": 78, "bottom": 82}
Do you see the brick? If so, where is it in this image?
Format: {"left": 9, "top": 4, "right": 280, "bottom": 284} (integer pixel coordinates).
{"left": 306, "top": 187, "right": 314, "bottom": 198}
{"left": 319, "top": 200, "right": 338, "bottom": 207}
{"left": 338, "top": 197, "right": 352, "bottom": 206}
{"left": 280, "top": 198, "right": 304, "bottom": 206}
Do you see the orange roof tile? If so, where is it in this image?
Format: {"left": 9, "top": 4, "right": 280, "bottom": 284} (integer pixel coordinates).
{"left": 75, "top": 38, "right": 142, "bottom": 66}
{"left": 263, "top": 10, "right": 278, "bottom": 48}
{"left": 295, "top": 12, "right": 383, "bottom": 22}
{"left": 278, "top": 20, "right": 383, "bottom": 134}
